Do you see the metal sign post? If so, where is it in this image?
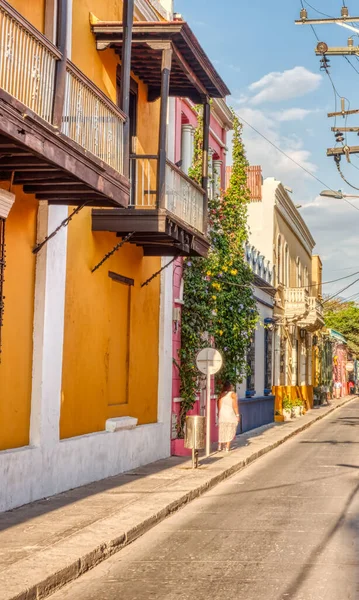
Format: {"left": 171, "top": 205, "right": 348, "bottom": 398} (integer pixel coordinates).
{"left": 196, "top": 348, "right": 223, "bottom": 457}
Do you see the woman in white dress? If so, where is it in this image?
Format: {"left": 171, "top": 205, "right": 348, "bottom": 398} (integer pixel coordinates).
{"left": 218, "top": 382, "right": 240, "bottom": 452}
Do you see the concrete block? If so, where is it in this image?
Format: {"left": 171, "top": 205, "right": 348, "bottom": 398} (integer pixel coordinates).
{"left": 105, "top": 417, "right": 138, "bottom": 433}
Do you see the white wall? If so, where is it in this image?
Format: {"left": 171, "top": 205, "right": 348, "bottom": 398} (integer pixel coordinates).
{"left": 0, "top": 201, "right": 173, "bottom": 512}
{"left": 247, "top": 178, "right": 277, "bottom": 264}
{"left": 237, "top": 285, "right": 274, "bottom": 399}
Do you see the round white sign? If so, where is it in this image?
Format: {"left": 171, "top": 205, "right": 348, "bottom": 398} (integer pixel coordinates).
{"left": 196, "top": 348, "right": 223, "bottom": 376}
{"left": 346, "top": 362, "right": 354, "bottom": 373}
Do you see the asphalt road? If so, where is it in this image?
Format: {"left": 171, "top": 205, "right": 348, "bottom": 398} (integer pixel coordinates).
{"left": 52, "top": 400, "right": 359, "bottom": 600}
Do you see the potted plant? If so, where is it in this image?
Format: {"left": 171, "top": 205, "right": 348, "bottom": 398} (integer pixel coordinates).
{"left": 282, "top": 396, "right": 293, "bottom": 421}
{"left": 274, "top": 410, "right": 284, "bottom": 423}
{"left": 292, "top": 397, "right": 304, "bottom": 418}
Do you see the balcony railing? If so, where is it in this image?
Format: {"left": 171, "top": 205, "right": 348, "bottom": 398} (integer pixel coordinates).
{"left": 308, "top": 296, "right": 324, "bottom": 318}
{"left": 0, "top": 1, "right": 60, "bottom": 122}
{"left": 63, "top": 62, "right": 124, "bottom": 174}
{"left": 165, "top": 160, "right": 205, "bottom": 233}
{"left": 130, "top": 156, "right": 206, "bottom": 234}
{"left": 285, "top": 288, "right": 309, "bottom": 305}
{"left": 0, "top": 0, "right": 125, "bottom": 176}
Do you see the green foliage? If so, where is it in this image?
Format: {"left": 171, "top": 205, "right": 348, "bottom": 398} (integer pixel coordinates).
{"left": 324, "top": 298, "right": 359, "bottom": 354}
{"left": 293, "top": 397, "right": 304, "bottom": 407}
{"left": 282, "top": 396, "right": 293, "bottom": 411}
{"left": 176, "top": 113, "right": 258, "bottom": 437}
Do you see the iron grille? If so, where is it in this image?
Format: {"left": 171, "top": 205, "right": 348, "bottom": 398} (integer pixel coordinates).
{"left": 0, "top": 218, "right": 5, "bottom": 358}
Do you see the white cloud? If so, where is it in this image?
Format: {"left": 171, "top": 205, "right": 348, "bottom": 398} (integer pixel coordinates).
{"left": 301, "top": 195, "right": 359, "bottom": 297}
{"left": 248, "top": 66, "right": 322, "bottom": 105}
{"left": 272, "top": 108, "right": 317, "bottom": 122}
{"left": 234, "top": 106, "right": 318, "bottom": 183}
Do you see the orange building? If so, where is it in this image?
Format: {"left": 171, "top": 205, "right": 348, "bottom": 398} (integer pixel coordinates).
{"left": 0, "top": 0, "right": 230, "bottom": 511}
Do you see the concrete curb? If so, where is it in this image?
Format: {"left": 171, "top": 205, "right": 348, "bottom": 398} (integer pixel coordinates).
{"left": 3, "top": 395, "right": 356, "bottom": 600}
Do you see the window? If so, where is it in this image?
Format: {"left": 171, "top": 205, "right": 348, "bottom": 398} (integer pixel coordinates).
{"left": 296, "top": 258, "right": 302, "bottom": 288}
{"left": 0, "top": 218, "right": 4, "bottom": 357}
{"left": 277, "top": 235, "right": 282, "bottom": 285}
{"left": 264, "top": 327, "right": 273, "bottom": 392}
{"left": 284, "top": 243, "right": 289, "bottom": 287}
{"left": 246, "top": 334, "right": 256, "bottom": 395}
{"left": 304, "top": 266, "right": 309, "bottom": 289}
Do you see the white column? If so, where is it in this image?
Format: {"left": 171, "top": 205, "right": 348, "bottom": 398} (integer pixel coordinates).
{"left": 157, "top": 259, "right": 173, "bottom": 430}
{"left": 299, "top": 340, "right": 307, "bottom": 386}
{"left": 208, "top": 149, "right": 214, "bottom": 199}
{"left": 213, "top": 159, "right": 223, "bottom": 197}
{"left": 307, "top": 335, "right": 313, "bottom": 385}
{"left": 274, "top": 329, "right": 281, "bottom": 387}
{"left": 190, "top": 127, "right": 195, "bottom": 168}
{"left": 181, "top": 124, "right": 193, "bottom": 175}
{"left": 292, "top": 338, "right": 298, "bottom": 386}
{"left": 30, "top": 205, "right": 68, "bottom": 448}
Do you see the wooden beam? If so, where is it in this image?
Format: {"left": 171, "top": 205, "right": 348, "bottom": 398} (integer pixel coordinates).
{"left": 108, "top": 271, "right": 134, "bottom": 286}
{"left": 52, "top": 0, "right": 68, "bottom": 128}
{"left": 328, "top": 109, "right": 359, "bottom": 118}
{"left": 24, "top": 185, "right": 96, "bottom": 194}
{"left": 327, "top": 146, "right": 359, "bottom": 156}
{"left": 171, "top": 43, "right": 207, "bottom": 100}
{"left": 119, "top": 0, "right": 134, "bottom": 180}
{"left": 202, "top": 98, "right": 210, "bottom": 233}
{"left": 331, "top": 127, "right": 359, "bottom": 132}
{"left": 157, "top": 45, "right": 172, "bottom": 209}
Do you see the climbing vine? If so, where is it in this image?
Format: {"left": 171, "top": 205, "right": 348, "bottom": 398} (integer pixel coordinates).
{"left": 176, "top": 113, "right": 258, "bottom": 437}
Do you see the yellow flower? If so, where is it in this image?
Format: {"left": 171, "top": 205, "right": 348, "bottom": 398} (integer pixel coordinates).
{"left": 212, "top": 295, "right": 217, "bottom": 300}
{"left": 223, "top": 266, "right": 228, "bottom": 272}
{"left": 218, "top": 330, "right": 223, "bottom": 336}
{"left": 230, "top": 269, "right": 238, "bottom": 276}
{"left": 207, "top": 271, "right": 212, "bottom": 276}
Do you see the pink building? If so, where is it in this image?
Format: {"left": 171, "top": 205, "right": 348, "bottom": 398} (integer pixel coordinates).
{"left": 171, "top": 98, "right": 233, "bottom": 456}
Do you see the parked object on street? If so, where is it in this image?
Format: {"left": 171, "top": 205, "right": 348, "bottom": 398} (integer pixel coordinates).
{"left": 184, "top": 416, "right": 205, "bottom": 469}
{"left": 218, "top": 382, "right": 240, "bottom": 452}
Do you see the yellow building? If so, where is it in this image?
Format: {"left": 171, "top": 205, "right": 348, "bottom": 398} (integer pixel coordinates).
{"left": 0, "top": 0, "right": 229, "bottom": 511}
{"left": 247, "top": 173, "right": 324, "bottom": 413}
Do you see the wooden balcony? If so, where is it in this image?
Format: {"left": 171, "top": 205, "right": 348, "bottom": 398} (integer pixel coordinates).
{"left": 92, "top": 155, "right": 210, "bottom": 257}
{"left": 0, "top": 0, "right": 129, "bottom": 207}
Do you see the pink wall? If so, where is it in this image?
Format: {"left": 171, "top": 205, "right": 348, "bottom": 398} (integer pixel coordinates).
{"left": 171, "top": 99, "right": 230, "bottom": 456}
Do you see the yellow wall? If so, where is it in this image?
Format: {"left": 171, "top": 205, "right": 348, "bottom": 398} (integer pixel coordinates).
{"left": 60, "top": 210, "right": 161, "bottom": 439}
{"left": 59, "top": 0, "right": 163, "bottom": 439}
{"left": 312, "top": 255, "right": 323, "bottom": 299}
{"left": 0, "top": 189, "right": 37, "bottom": 451}
{"left": 274, "top": 209, "right": 312, "bottom": 288}
{"left": 8, "top": 0, "right": 45, "bottom": 31}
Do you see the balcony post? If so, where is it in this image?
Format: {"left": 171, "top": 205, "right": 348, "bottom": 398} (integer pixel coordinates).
{"left": 202, "top": 97, "right": 211, "bottom": 233}
{"left": 119, "top": 0, "right": 135, "bottom": 180}
{"left": 157, "top": 45, "right": 173, "bottom": 209}
{"left": 52, "top": 0, "right": 68, "bottom": 129}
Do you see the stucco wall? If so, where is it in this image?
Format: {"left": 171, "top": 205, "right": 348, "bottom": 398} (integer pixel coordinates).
{"left": 8, "top": 0, "right": 45, "bottom": 31}
{"left": 0, "top": 190, "right": 37, "bottom": 451}
{"left": 60, "top": 211, "right": 161, "bottom": 439}
{"left": 274, "top": 209, "right": 312, "bottom": 288}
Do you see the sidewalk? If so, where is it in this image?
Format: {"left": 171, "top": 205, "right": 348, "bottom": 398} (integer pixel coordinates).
{"left": 1, "top": 395, "right": 355, "bottom": 600}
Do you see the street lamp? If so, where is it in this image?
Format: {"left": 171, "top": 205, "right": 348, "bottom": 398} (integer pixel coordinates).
{"left": 320, "top": 189, "right": 359, "bottom": 200}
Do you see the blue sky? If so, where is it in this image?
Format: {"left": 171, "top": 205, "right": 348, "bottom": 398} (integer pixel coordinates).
{"left": 175, "top": 0, "right": 359, "bottom": 299}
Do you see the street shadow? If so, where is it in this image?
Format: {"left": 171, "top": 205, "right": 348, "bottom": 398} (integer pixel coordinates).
{"left": 279, "top": 465, "right": 359, "bottom": 599}
{"left": 0, "top": 455, "right": 189, "bottom": 534}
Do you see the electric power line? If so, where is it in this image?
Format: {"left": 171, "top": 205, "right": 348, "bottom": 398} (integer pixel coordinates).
{"left": 236, "top": 112, "right": 359, "bottom": 213}
{"left": 323, "top": 276, "right": 359, "bottom": 303}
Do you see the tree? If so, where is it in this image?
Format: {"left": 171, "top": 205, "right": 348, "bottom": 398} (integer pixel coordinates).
{"left": 324, "top": 297, "right": 359, "bottom": 354}
{"left": 176, "top": 113, "right": 258, "bottom": 436}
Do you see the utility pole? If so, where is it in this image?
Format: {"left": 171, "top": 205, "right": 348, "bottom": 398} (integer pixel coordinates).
{"left": 296, "top": 5, "right": 359, "bottom": 168}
